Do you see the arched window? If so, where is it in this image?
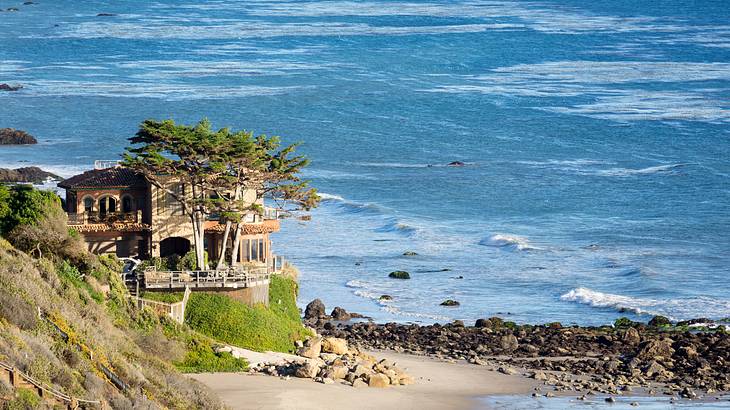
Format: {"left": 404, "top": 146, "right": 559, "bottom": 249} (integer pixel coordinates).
{"left": 83, "top": 197, "right": 94, "bottom": 213}
{"left": 99, "top": 196, "right": 117, "bottom": 215}
{"left": 121, "top": 195, "right": 133, "bottom": 213}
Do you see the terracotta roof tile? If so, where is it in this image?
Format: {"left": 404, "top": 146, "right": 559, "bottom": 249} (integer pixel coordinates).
{"left": 58, "top": 167, "right": 147, "bottom": 189}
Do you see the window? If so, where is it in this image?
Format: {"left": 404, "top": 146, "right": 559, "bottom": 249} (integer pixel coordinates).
{"left": 99, "top": 196, "right": 117, "bottom": 215}
{"left": 121, "top": 195, "right": 133, "bottom": 213}
{"left": 83, "top": 197, "right": 94, "bottom": 213}
{"left": 166, "top": 183, "right": 184, "bottom": 215}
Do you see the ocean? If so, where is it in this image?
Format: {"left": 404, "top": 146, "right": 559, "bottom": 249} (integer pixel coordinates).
{"left": 1, "top": 0, "right": 729, "bottom": 326}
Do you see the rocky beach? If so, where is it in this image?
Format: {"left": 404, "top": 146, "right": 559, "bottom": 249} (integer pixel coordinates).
{"left": 303, "top": 300, "right": 730, "bottom": 403}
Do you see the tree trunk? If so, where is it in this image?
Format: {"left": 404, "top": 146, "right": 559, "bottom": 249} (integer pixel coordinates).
{"left": 215, "top": 185, "right": 242, "bottom": 269}
{"left": 230, "top": 223, "right": 243, "bottom": 267}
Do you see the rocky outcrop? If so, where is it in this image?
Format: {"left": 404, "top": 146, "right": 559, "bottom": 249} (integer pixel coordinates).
{"left": 304, "top": 299, "right": 326, "bottom": 320}
{"left": 315, "top": 318, "right": 730, "bottom": 397}
{"left": 0, "top": 128, "right": 37, "bottom": 145}
{"left": 331, "top": 307, "right": 351, "bottom": 321}
{"left": 0, "top": 167, "right": 61, "bottom": 183}
{"left": 439, "top": 299, "right": 460, "bottom": 307}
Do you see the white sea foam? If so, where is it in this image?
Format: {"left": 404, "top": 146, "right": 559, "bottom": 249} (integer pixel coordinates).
{"left": 480, "top": 234, "right": 538, "bottom": 251}
{"left": 561, "top": 287, "right": 730, "bottom": 321}
{"left": 595, "top": 163, "right": 689, "bottom": 177}
{"left": 345, "top": 279, "right": 368, "bottom": 289}
{"left": 424, "top": 61, "right": 730, "bottom": 124}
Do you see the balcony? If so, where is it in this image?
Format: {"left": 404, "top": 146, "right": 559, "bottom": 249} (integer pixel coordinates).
{"left": 67, "top": 211, "right": 149, "bottom": 232}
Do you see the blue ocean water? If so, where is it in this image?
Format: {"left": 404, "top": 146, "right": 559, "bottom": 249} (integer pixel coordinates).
{"left": 1, "top": 0, "right": 729, "bottom": 325}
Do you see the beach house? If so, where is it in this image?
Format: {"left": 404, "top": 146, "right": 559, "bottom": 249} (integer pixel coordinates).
{"left": 59, "top": 161, "right": 281, "bottom": 268}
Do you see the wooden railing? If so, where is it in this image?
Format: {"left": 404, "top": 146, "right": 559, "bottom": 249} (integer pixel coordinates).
{"left": 130, "top": 287, "right": 191, "bottom": 324}
{"left": 143, "top": 267, "right": 270, "bottom": 290}
{"left": 0, "top": 361, "right": 102, "bottom": 408}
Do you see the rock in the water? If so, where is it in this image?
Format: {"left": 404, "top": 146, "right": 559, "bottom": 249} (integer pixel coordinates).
{"left": 447, "top": 161, "right": 465, "bottom": 167}
{"left": 475, "top": 318, "right": 490, "bottom": 328}
{"left": 0, "top": 84, "right": 23, "bottom": 92}
{"left": 388, "top": 270, "right": 410, "bottom": 279}
{"left": 321, "top": 337, "right": 349, "bottom": 355}
{"left": 368, "top": 373, "right": 390, "bottom": 388}
{"left": 0, "top": 167, "right": 61, "bottom": 183}
{"left": 296, "top": 337, "right": 322, "bottom": 359}
{"left": 379, "top": 295, "right": 393, "bottom": 301}
{"left": 304, "top": 299, "right": 326, "bottom": 320}
{"left": 440, "top": 299, "right": 460, "bottom": 307}
{"left": 96, "top": 13, "right": 117, "bottom": 16}
{"left": 0, "top": 128, "right": 37, "bottom": 145}
{"left": 331, "top": 307, "right": 351, "bottom": 321}
{"left": 402, "top": 251, "right": 418, "bottom": 256}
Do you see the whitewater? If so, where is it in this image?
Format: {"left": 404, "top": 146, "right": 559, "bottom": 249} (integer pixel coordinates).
{"left": 1, "top": 0, "right": 729, "bottom": 325}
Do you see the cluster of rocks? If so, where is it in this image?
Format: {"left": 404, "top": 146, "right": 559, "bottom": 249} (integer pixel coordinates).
{"left": 0, "top": 166, "right": 60, "bottom": 183}
{"left": 0, "top": 128, "right": 37, "bottom": 145}
{"left": 314, "top": 316, "right": 730, "bottom": 398}
{"left": 250, "top": 335, "right": 414, "bottom": 388}
{"left": 303, "top": 299, "right": 368, "bottom": 322}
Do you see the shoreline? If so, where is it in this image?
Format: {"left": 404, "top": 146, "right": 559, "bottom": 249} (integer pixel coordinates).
{"left": 191, "top": 350, "right": 541, "bottom": 410}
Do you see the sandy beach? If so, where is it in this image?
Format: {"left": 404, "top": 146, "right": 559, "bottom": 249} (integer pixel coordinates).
{"left": 191, "top": 350, "right": 537, "bottom": 410}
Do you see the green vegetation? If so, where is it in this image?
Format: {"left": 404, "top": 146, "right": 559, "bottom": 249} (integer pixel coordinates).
{"left": 388, "top": 270, "right": 411, "bottom": 279}
{"left": 3, "top": 388, "right": 42, "bottom": 410}
{"left": 185, "top": 276, "right": 310, "bottom": 353}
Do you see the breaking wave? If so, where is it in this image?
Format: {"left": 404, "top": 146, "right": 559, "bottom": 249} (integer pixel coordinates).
{"left": 375, "top": 219, "right": 419, "bottom": 237}
{"left": 479, "top": 234, "right": 539, "bottom": 251}
{"left": 318, "top": 192, "right": 384, "bottom": 214}
{"left": 595, "top": 163, "right": 689, "bottom": 177}
{"left": 560, "top": 287, "right": 730, "bottom": 321}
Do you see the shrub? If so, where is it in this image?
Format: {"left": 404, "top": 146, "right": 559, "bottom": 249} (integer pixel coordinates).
{"left": 4, "top": 388, "right": 42, "bottom": 410}
{"left": 175, "top": 336, "right": 247, "bottom": 373}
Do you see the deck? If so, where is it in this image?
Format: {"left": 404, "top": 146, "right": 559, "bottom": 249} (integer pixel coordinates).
{"left": 143, "top": 266, "right": 270, "bottom": 290}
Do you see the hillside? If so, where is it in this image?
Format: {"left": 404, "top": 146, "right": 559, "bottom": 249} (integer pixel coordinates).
{"left": 0, "top": 185, "right": 246, "bottom": 408}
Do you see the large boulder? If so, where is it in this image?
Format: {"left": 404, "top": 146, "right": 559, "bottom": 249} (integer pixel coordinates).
{"left": 331, "top": 306, "right": 351, "bottom": 321}
{"left": 636, "top": 339, "right": 675, "bottom": 361}
{"left": 321, "top": 337, "right": 349, "bottom": 355}
{"left": 440, "top": 299, "right": 460, "bottom": 307}
{"left": 622, "top": 327, "right": 641, "bottom": 345}
{"left": 295, "top": 361, "right": 321, "bottom": 379}
{"left": 500, "top": 334, "right": 519, "bottom": 352}
{"left": 0, "top": 128, "right": 37, "bottom": 145}
{"left": 304, "top": 299, "right": 326, "bottom": 320}
{"left": 648, "top": 315, "right": 671, "bottom": 327}
{"left": 367, "top": 373, "right": 390, "bottom": 388}
{"left": 296, "top": 337, "right": 322, "bottom": 359}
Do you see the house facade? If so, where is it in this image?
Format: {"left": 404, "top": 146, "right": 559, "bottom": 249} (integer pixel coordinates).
{"left": 59, "top": 162, "right": 280, "bottom": 268}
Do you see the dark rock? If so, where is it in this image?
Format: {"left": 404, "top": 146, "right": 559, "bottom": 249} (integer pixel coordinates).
{"left": 648, "top": 316, "right": 671, "bottom": 327}
{"left": 304, "top": 299, "right": 325, "bottom": 320}
{"left": 447, "top": 161, "right": 465, "bottom": 167}
{"left": 622, "top": 327, "right": 641, "bottom": 345}
{"left": 439, "top": 299, "right": 460, "bottom": 307}
{"left": 475, "top": 318, "right": 490, "bottom": 328}
{"left": 379, "top": 295, "right": 392, "bottom": 301}
{"left": 388, "top": 271, "right": 410, "bottom": 279}
{"left": 23, "top": 1, "right": 35, "bottom": 5}
{"left": 96, "top": 13, "right": 117, "bottom": 16}
{"left": 605, "top": 397, "right": 615, "bottom": 403}
{"left": 0, "top": 128, "right": 37, "bottom": 145}
{"left": 402, "top": 251, "right": 418, "bottom": 256}
{"left": 0, "top": 84, "right": 23, "bottom": 91}
{"left": 331, "top": 307, "right": 351, "bottom": 321}
{"left": 6, "top": 8, "right": 19, "bottom": 12}
{"left": 452, "top": 320, "right": 464, "bottom": 327}
{"left": 0, "top": 167, "right": 61, "bottom": 184}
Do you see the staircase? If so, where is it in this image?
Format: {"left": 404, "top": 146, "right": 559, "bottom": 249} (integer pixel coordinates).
{"left": 121, "top": 257, "right": 142, "bottom": 297}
